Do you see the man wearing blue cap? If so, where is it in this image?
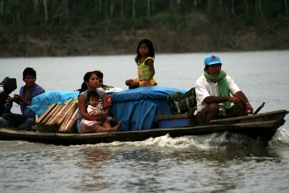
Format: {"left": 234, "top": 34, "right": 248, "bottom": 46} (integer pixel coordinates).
{"left": 194, "top": 54, "right": 253, "bottom": 124}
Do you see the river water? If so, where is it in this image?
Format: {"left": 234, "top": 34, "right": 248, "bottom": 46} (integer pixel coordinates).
{"left": 0, "top": 51, "right": 289, "bottom": 193}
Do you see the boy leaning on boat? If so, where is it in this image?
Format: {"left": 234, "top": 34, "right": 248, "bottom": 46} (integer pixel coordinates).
{"left": 194, "top": 54, "right": 253, "bottom": 125}
{"left": 0, "top": 67, "right": 45, "bottom": 130}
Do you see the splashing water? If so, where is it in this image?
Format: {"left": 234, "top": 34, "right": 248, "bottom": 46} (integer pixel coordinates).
{"left": 269, "top": 128, "right": 289, "bottom": 147}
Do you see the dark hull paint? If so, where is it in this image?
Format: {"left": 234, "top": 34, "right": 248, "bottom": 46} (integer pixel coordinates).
{"left": 0, "top": 110, "right": 288, "bottom": 146}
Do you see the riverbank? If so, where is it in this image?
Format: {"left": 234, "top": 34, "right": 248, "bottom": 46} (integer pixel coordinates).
{"left": 1, "top": 21, "right": 289, "bottom": 57}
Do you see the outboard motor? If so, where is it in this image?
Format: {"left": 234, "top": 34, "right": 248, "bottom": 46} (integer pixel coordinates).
{"left": 0, "top": 77, "right": 17, "bottom": 116}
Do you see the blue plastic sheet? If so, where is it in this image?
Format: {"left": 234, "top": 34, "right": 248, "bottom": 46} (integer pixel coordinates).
{"left": 110, "top": 86, "right": 186, "bottom": 131}
{"left": 28, "top": 86, "right": 187, "bottom": 131}
{"left": 28, "top": 91, "right": 78, "bottom": 116}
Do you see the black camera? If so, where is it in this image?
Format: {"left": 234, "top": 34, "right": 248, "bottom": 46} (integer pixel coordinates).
{"left": 0, "top": 77, "right": 17, "bottom": 116}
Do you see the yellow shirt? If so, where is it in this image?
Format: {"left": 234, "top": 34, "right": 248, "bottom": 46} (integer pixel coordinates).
{"left": 137, "top": 57, "right": 155, "bottom": 82}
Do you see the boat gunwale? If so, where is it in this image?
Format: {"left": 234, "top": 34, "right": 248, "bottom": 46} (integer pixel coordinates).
{"left": 0, "top": 109, "right": 287, "bottom": 145}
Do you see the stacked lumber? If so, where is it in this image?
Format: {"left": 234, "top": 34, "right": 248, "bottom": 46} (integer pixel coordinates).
{"left": 35, "top": 99, "right": 78, "bottom": 133}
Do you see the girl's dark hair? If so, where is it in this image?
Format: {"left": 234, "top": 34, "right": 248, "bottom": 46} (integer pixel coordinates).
{"left": 135, "top": 39, "right": 155, "bottom": 63}
{"left": 87, "top": 90, "right": 99, "bottom": 101}
{"left": 79, "top": 71, "right": 95, "bottom": 93}
{"left": 23, "top": 67, "right": 36, "bottom": 79}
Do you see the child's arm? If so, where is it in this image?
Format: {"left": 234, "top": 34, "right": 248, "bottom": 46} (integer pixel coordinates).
{"left": 87, "top": 106, "right": 104, "bottom": 117}
{"left": 101, "top": 93, "right": 110, "bottom": 117}
{"left": 90, "top": 111, "right": 104, "bottom": 117}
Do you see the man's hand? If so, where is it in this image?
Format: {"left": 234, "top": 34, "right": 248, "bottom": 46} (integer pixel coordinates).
{"left": 229, "top": 96, "right": 241, "bottom": 104}
{"left": 246, "top": 103, "right": 254, "bottom": 114}
{"left": 6, "top": 96, "right": 14, "bottom": 102}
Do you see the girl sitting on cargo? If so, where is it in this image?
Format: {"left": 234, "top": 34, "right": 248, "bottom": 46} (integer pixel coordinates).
{"left": 125, "top": 39, "right": 157, "bottom": 89}
{"left": 77, "top": 71, "right": 121, "bottom": 133}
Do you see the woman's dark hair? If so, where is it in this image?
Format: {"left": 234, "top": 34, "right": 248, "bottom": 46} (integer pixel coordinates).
{"left": 79, "top": 71, "right": 95, "bottom": 93}
{"left": 135, "top": 39, "right": 155, "bottom": 64}
{"left": 23, "top": 67, "right": 36, "bottom": 79}
{"left": 87, "top": 90, "right": 99, "bottom": 101}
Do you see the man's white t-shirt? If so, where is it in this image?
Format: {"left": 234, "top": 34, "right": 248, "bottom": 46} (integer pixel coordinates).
{"left": 194, "top": 74, "right": 240, "bottom": 115}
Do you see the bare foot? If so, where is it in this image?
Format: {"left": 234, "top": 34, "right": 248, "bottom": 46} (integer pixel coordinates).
{"left": 110, "top": 121, "right": 122, "bottom": 132}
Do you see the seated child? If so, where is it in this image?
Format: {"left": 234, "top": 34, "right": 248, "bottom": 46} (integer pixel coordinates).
{"left": 82, "top": 90, "right": 120, "bottom": 131}
{"left": 125, "top": 39, "right": 157, "bottom": 89}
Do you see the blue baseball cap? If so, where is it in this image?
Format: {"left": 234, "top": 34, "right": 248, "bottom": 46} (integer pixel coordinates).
{"left": 204, "top": 55, "right": 222, "bottom": 66}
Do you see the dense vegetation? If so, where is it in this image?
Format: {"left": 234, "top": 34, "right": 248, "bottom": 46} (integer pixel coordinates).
{"left": 0, "top": 0, "right": 289, "bottom": 57}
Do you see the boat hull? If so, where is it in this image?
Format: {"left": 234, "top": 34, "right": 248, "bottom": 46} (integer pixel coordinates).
{"left": 0, "top": 110, "right": 287, "bottom": 145}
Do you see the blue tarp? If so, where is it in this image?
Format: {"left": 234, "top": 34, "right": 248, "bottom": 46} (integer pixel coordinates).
{"left": 110, "top": 86, "right": 186, "bottom": 131}
{"left": 28, "top": 86, "right": 187, "bottom": 131}
{"left": 28, "top": 91, "right": 78, "bottom": 116}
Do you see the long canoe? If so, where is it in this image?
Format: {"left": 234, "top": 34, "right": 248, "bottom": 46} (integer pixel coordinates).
{"left": 0, "top": 110, "right": 288, "bottom": 146}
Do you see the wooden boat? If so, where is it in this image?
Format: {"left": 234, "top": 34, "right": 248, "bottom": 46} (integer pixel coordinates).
{"left": 0, "top": 110, "right": 288, "bottom": 146}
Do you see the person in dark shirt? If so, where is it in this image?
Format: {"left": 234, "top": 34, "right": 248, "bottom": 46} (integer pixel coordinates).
{"left": 0, "top": 67, "right": 45, "bottom": 130}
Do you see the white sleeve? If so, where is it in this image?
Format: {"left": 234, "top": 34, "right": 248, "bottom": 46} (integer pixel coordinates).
{"left": 226, "top": 75, "right": 240, "bottom": 95}
{"left": 195, "top": 76, "right": 210, "bottom": 105}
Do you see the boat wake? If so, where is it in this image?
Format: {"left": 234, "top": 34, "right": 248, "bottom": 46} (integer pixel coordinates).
{"left": 99, "top": 134, "right": 208, "bottom": 150}
{"left": 269, "top": 127, "right": 289, "bottom": 147}
{"left": 97, "top": 132, "right": 275, "bottom": 150}
{"left": 86, "top": 128, "right": 289, "bottom": 150}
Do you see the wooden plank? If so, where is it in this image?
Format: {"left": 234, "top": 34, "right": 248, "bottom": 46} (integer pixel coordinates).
{"left": 59, "top": 107, "right": 78, "bottom": 133}
{"left": 58, "top": 104, "right": 78, "bottom": 132}
{"left": 41, "top": 104, "right": 62, "bottom": 124}
{"left": 210, "top": 110, "right": 288, "bottom": 124}
{"left": 35, "top": 104, "right": 57, "bottom": 124}
{"left": 45, "top": 104, "right": 64, "bottom": 125}
{"left": 53, "top": 100, "right": 73, "bottom": 125}
{"left": 57, "top": 102, "right": 78, "bottom": 125}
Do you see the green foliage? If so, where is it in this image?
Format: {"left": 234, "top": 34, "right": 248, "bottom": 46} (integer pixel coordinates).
{"left": 0, "top": 0, "right": 288, "bottom": 28}
{"left": 153, "top": 12, "right": 183, "bottom": 25}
